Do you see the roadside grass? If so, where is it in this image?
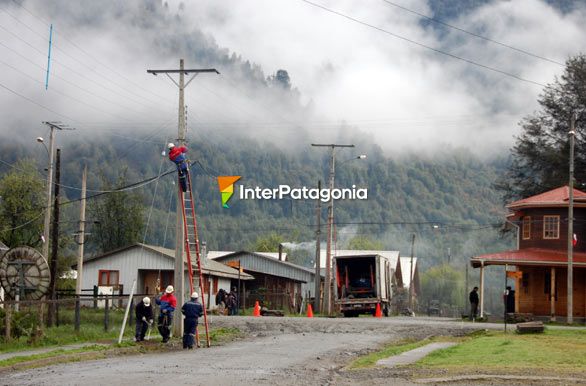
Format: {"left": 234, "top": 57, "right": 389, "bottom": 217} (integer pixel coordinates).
{"left": 0, "top": 345, "right": 109, "bottom": 367}
{"left": 348, "top": 336, "right": 458, "bottom": 369}
{"left": 416, "top": 329, "right": 586, "bottom": 372}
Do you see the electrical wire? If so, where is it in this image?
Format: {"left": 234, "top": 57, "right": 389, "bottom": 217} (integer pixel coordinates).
{"left": 300, "top": 0, "right": 546, "bottom": 87}
{"left": 0, "top": 208, "right": 45, "bottom": 233}
{"left": 380, "top": 0, "right": 564, "bottom": 66}
{"left": 0, "top": 80, "right": 77, "bottom": 120}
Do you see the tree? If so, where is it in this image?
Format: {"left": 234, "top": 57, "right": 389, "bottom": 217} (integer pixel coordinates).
{"left": 0, "top": 160, "right": 44, "bottom": 248}
{"left": 249, "top": 232, "right": 285, "bottom": 252}
{"left": 346, "top": 235, "right": 384, "bottom": 250}
{"left": 420, "top": 264, "right": 465, "bottom": 310}
{"left": 497, "top": 54, "right": 586, "bottom": 201}
{"left": 90, "top": 169, "right": 145, "bottom": 253}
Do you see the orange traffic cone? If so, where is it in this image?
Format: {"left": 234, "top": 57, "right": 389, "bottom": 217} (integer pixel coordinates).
{"left": 374, "top": 303, "right": 382, "bottom": 318}
{"left": 253, "top": 301, "right": 261, "bottom": 317}
{"left": 307, "top": 304, "right": 314, "bottom": 318}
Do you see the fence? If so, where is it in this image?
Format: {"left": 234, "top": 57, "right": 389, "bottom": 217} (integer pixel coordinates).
{"left": 0, "top": 293, "right": 149, "bottom": 343}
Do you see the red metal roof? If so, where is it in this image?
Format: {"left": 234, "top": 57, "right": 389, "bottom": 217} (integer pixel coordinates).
{"left": 471, "top": 248, "right": 586, "bottom": 268}
{"left": 507, "top": 186, "right": 586, "bottom": 210}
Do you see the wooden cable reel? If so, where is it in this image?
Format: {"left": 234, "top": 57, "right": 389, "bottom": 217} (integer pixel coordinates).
{"left": 0, "top": 246, "right": 50, "bottom": 300}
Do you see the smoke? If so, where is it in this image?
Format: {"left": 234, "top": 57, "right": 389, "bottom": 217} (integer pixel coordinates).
{"left": 281, "top": 241, "right": 315, "bottom": 251}
{"left": 0, "top": 0, "right": 585, "bottom": 153}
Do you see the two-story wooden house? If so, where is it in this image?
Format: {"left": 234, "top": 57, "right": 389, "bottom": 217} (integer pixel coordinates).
{"left": 471, "top": 186, "right": 586, "bottom": 322}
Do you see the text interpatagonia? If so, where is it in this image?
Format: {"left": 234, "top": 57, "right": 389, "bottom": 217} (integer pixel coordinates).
{"left": 239, "top": 184, "right": 368, "bottom": 202}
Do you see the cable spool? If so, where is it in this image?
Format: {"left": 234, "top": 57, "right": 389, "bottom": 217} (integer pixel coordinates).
{"left": 0, "top": 246, "right": 50, "bottom": 300}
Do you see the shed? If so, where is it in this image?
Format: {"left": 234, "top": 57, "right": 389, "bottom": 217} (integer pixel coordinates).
{"left": 210, "top": 250, "right": 319, "bottom": 311}
{"left": 74, "top": 243, "right": 253, "bottom": 309}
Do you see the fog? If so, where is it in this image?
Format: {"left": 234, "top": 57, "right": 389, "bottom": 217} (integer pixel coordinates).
{"left": 0, "top": 0, "right": 585, "bottom": 153}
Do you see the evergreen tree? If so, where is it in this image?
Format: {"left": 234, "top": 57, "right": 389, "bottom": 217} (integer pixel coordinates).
{"left": 497, "top": 54, "right": 586, "bottom": 201}
{"left": 90, "top": 168, "right": 145, "bottom": 253}
{"left": 0, "top": 160, "right": 44, "bottom": 248}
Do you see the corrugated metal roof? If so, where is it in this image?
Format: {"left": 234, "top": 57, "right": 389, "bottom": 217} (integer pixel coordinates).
{"left": 208, "top": 251, "right": 288, "bottom": 261}
{"left": 213, "top": 251, "right": 315, "bottom": 283}
{"left": 507, "top": 186, "right": 586, "bottom": 210}
{"left": 471, "top": 248, "right": 586, "bottom": 268}
{"left": 79, "top": 244, "right": 253, "bottom": 280}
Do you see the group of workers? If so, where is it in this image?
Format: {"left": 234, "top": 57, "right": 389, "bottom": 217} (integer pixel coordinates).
{"left": 135, "top": 285, "right": 203, "bottom": 349}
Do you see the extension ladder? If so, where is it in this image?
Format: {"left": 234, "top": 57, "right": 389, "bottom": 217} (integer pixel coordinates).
{"left": 179, "top": 168, "right": 211, "bottom": 347}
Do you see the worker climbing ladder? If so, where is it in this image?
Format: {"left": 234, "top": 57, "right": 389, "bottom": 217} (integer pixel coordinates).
{"left": 178, "top": 168, "right": 211, "bottom": 348}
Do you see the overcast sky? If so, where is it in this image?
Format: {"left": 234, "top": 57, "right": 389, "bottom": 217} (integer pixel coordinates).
{"left": 0, "top": 0, "right": 585, "bottom": 153}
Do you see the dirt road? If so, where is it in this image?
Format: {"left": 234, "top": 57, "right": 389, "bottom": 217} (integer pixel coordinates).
{"left": 1, "top": 316, "right": 486, "bottom": 386}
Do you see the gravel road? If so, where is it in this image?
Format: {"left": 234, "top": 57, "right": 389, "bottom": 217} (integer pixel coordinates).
{"left": 1, "top": 316, "right": 491, "bottom": 386}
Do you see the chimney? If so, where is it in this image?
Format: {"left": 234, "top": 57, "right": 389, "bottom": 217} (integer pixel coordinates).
{"left": 278, "top": 243, "right": 283, "bottom": 261}
{"left": 202, "top": 241, "right": 207, "bottom": 260}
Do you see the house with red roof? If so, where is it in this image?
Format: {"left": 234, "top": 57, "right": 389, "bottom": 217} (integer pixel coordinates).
{"left": 471, "top": 186, "right": 586, "bottom": 322}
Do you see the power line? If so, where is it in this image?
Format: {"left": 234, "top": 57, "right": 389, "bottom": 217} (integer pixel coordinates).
{"left": 380, "top": 0, "right": 564, "bottom": 66}
{"left": 0, "top": 80, "right": 77, "bottom": 120}
{"left": 300, "top": 0, "right": 546, "bottom": 87}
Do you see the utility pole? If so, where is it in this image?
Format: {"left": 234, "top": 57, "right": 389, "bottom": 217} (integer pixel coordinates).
{"left": 147, "top": 60, "right": 219, "bottom": 335}
{"left": 311, "top": 143, "right": 354, "bottom": 315}
{"left": 47, "top": 149, "right": 60, "bottom": 327}
{"left": 408, "top": 233, "right": 415, "bottom": 312}
{"left": 567, "top": 114, "right": 576, "bottom": 324}
{"left": 75, "top": 165, "right": 87, "bottom": 295}
{"left": 314, "top": 180, "right": 321, "bottom": 313}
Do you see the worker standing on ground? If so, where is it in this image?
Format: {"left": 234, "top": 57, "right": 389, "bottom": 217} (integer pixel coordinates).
{"left": 156, "top": 285, "right": 177, "bottom": 343}
{"left": 168, "top": 143, "right": 189, "bottom": 192}
{"left": 181, "top": 292, "right": 204, "bottom": 349}
{"left": 134, "top": 296, "right": 154, "bottom": 342}
{"left": 469, "top": 286, "right": 479, "bottom": 320}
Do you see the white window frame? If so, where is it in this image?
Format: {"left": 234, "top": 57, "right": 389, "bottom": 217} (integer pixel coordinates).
{"left": 543, "top": 215, "right": 560, "bottom": 239}
{"left": 522, "top": 216, "right": 531, "bottom": 240}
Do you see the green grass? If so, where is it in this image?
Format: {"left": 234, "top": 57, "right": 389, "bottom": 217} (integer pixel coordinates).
{"left": 0, "top": 345, "right": 109, "bottom": 367}
{"left": 349, "top": 338, "right": 436, "bottom": 369}
{"left": 417, "top": 329, "right": 586, "bottom": 371}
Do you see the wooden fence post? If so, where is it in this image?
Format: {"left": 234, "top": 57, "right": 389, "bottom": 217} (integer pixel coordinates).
{"left": 104, "top": 295, "right": 110, "bottom": 332}
{"left": 4, "top": 304, "right": 11, "bottom": 342}
{"left": 93, "top": 285, "right": 98, "bottom": 309}
{"left": 55, "top": 294, "right": 60, "bottom": 327}
{"left": 74, "top": 296, "right": 81, "bottom": 333}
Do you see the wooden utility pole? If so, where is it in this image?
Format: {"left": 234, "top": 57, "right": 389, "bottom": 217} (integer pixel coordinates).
{"left": 408, "top": 233, "right": 415, "bottom": 312}
{"left": 311, "top": 143, "right": 354, "bottom": 315}
{"left": 567, "top": 114, "right": 576, "bottom": 324}
{"left": 75, "top": 165, "right": 87, "bottom": 295}
{"left": 314, "top": 180, "right": 321, "bottom": 313}
{"left": 47, "top": 149, "right": 60, "bottom": 327}
{"left": 147, "top": 60, "right": 219, "bottom": 335}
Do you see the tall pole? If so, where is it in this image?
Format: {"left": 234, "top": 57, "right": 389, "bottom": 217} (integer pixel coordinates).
{"left": 47, "top": 149, "right": 60, "bottom": 327}
{"left": 311, "top": 143, "right": 354, "bottom": 315}
{"left": 173, "top": 59, "right": 186, "bottom": 336}
{"left": 567, "top": 114, "right": 575, "bottom": 324}
{"left": 41, "top": 122, "right": 74, "bottom": 259}
{"left": 41, "top": 127, "right": 55, "bottom": 260}
{"left": 314, "top": 180, "right": 321, "bottom": 313}
{"left": 75, "top": 165, "right": 87, "bottom": 295}
{"left": 409, "top": 233, "right": 415, "bottom": 312}
{"left": 147, "top": 61, "right": 219, "bottom": 336}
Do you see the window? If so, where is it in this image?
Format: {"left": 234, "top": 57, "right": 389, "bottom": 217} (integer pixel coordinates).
{"left": 543, "top": 215, "right": 560, "bottom": 239}
{"left": 522, "top": 216, "right": 531, "bottom": 240}
{"left": 98, "top": 270, "right": 120, "bottom": 286}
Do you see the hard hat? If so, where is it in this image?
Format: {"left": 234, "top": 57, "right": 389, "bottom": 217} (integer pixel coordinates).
{"left": 165, "top": 285, "right": 174, "bottom": 293}
{"left": 143, "top": 297, "right": 151, "bottom": 306}
{"left": 191, "top": 292, "right": 199, "bottom": 299}
{"left": 168, "top": 143, "right": 175, "bottom": 149}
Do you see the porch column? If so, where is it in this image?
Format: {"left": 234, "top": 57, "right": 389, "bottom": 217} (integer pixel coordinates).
{"left": 550, "top": 267, "right": 556, "bottom": 322}
{"left": 479, "top": 262, "right": 485, "bottom": 318}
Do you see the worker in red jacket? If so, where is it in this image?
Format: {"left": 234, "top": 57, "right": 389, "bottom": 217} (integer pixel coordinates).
{"left": 168, "top": 143, "right": 189, "bottom": 192}
{"left": 156, "top": 285, "right": 177, "bottom": 343}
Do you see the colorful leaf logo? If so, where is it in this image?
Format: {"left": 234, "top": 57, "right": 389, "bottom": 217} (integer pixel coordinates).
{"left": 217, "top": 176, "right": 241, "bottom": 208}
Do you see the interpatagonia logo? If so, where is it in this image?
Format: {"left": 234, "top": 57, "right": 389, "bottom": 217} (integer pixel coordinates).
{"left": 217, "top": 176, "right": 241, "bottom": 208}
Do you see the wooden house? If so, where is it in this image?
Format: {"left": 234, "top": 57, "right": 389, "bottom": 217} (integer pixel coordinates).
{"left": 471, "top": 186, "right": 586, "bottom": 321}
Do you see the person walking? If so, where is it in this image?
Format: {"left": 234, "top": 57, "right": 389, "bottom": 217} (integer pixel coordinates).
{"left": 181, "top": 292, "right": 204, "bottom": 349}
{"left": 134, "top": 296, "right": 154, "bottom": 342}
{"left": 168, "top": 143, "right": 189, "bottom": 192}
{"left": 227, "top": 287, "right": 238, "bottom": 316}
{"left": 469, "top": 286, "right": 479, "bottom": 320}
{"left": 156, "top": 285, "right": 177, "bottom": 343}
